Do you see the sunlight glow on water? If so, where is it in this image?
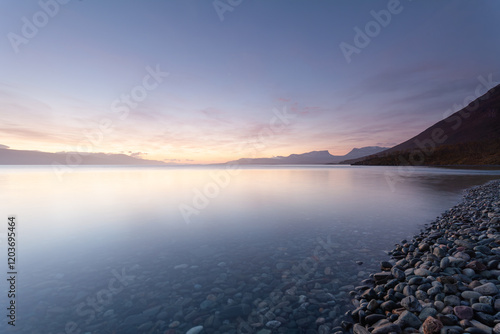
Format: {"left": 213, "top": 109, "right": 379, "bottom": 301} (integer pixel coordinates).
{"left": 1, "top": 165, "right": 499, "bottom": 333}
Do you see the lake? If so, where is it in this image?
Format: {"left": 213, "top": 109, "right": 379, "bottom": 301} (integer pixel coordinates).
{"left": 1, "top": 165, "right": 500, "bottom": 334}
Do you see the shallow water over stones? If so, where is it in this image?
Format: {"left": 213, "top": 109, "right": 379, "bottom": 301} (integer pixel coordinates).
{"left": 2, "top": 166, "right": 500, "bottom": 333}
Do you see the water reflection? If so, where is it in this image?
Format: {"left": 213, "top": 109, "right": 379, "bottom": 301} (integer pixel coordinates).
{"left": 0, "top": 166, "right": 499, "bottom": 333}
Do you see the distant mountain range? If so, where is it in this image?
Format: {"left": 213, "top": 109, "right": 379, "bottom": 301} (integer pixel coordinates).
{"left": 5, "top": 84, "right": 497, "bottom": 167}
{"left": 226, "top": 146, "right": 388, "bottom": 165}
{"left": 0, "top": 146, "right": 388, "bottom": 166}
{"left": 0, "top": 147, "right": 165, "bottom": 165}
{"left": 350, "top": 83, "right": 500, "bottom": 166}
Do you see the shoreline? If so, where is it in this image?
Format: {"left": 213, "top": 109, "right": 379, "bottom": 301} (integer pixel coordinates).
{"left": 347, "top": 179, "right": 500, "bottom": 334}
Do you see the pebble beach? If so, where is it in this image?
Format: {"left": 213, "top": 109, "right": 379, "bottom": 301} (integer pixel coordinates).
{"left": 348, "top": 179, "right": 500, "bottom": 334}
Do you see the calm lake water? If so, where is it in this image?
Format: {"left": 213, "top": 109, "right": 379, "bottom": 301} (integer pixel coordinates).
{"left": 1, "top": 165, "right": 500, "bottom": 333}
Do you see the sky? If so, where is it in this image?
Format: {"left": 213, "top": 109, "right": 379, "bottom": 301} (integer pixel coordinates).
{"left": 0, "top": 0, "right": 499, "bottom": 164}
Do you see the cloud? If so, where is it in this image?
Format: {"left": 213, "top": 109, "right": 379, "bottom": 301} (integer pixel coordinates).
{"left": 200, "top": 108, "right": 232, "bottom": 123}
{"left": 129, "top": 152, "right": 146, "bottom": 158}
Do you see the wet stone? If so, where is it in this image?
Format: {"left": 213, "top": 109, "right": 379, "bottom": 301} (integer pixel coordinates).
{"left": 401, "top": 295, "right": 422, "bottom": 312}
{"left": 474, "top": 283, "right": 499, "bottom": 296}
{"left": 419, "top": 307, "right": 438, "bottom": 321}
{"left": 265, "top": 320, "right": 281, "bottom": 329}
{"left": 462, "top": 291, "right": 482, "bottom": 300}
{"left": 472, "top": 303, "right": 495, "bottom": 314}
{"left": 453, "top": 305, "right": 473, "bottom": 320}
{"left": 394, "top": 310, "right": 422, "bottom": 329}
{"left": 422, "top": 316, "right": 444, "bottom": 334}
{"left": 444, "top": 295, "right": 461, "bottom": 306}
{"left": 372, "top": 323, "right": 402, "bottom": 334}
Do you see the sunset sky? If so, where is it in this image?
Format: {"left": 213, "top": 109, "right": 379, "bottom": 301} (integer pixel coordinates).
{"left": 1, "top": 0, "right": 499, "bottom": 163}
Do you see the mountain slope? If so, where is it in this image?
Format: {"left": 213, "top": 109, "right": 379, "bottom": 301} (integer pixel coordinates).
{"left": 353, "top": 84, "right": 500, "bottom": 166}
{"left": 226, "top": 146, "right": 388, "bottom": 165}
{"left": 0, "top": 148, "right": 165, "bottom": 165}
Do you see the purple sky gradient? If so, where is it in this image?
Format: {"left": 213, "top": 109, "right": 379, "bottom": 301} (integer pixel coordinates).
{"left": 1, "top": 0, "right": 499, "bottom": 163}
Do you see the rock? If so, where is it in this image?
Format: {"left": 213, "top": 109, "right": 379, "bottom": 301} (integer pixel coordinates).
{"left": 353, "top": 323, "right": 371, "bottom": 334}
{"left": 265, "top": 320, "right": 281, "bottom": 329}
{"left": 464, "top": 268, "right": 476, "bottom": 276}
{"left": 475, "top": 312, "right": 495, "bottom": 327}
{"left": 474, "top": 283, "right": 499, "bottom": 295}
{"left": 474, "top": 245, "right": 492, "bottom": 255}
{"left": 478, "top": 296, "right": 494, "bottom": 305}
{"left": 256, "top": 330, "right": 272, "bottom": 334}
{"left": 434, "top": 301, "right": 445, "bottom": 312}
{"left": 441, "top": 325, "right": 464, "bottom": 334}
{"left": 422, "top": 316, "right": 443, "bottom": 334}
{"left": 361, "top": 288, "right": 377, "bottom": 300}
{"left": 318, "top": 325, "right": 331, "bottom": 334}
{"left": 401, "top": 295, "right": 422, "bottom": 312}
{"left": 455, "top": 240, "right": 473, "bottom": 249}
{"left": 434, "top": 247, "right": 447, "bottom": 257}
{"left": 200, "top": 299, "right": 216, "bottom": 309}
{"left": 169, "top": 321, "right": 180, "bottom": 328}
{"left": 466, "top": 327, "right": 491, "bottom": 334}
{"left": 467, "top": 260, "right": 488, "bottom": 272}
{"left": 186, "top": 326, "right": 204, "bottom": 334}
{"left": 365, "top": 314, "right": 386, "bottom": 326}
{"left": 381, "top": 261, "right": 393, "bottom": 271}
{"left": 374, "top": 272, "right": 393, "bottom": 284}
{"left": 372, "top": 322, "right": 402, "bottom": 334}
{"left": 381, "top": 300, "right": 398, "bottom": 312}
{"left": 454, "top": 251, "right": 471, "bottom": 261}
{"left": 408, "top": 276, "right": 426, "bottom": 285}
{"left": 416, "top": 290, "right": 429, "bottom": 301}
{"left": 348, "top": 181, "right": 500, "bottom": 334}
{"left": 392, "top": 266, "right": 406, "bottom": 280}
{"left": 472, "top": 303, "right": 495, "bottom": 314}
{"left": 453, "top": 306, "right": 473, "bottom": 320}
{"left": 438, "top": 314, "right": 458, "bottom": 326}
{"left": 415, "top": 268, "right": 431, "bottom": 276}
{"left": 440, "top": 257, "right": 450, "bottom": 269}
{"left": 420, "top": 243, "right": 430, "bottom": 252}
{"left": 419, "top": 307, "right": 438, "bottom": 321}
{"left": 470, "top": 320, "right": 493, "bottom": 334}
{"left": 462, "top": 291, "right": 482, "bottom": 300}
{"left": 367, "top": 299, "right": 378, "bottom": 312}
{"left": 394, "top": 310, "right": 422, "bottom": 329}
{"left": 443, "top": 295, "right": 461, "bottom": 306}
{"left": 494, "top": 299, "right": 500, "bottom": 312}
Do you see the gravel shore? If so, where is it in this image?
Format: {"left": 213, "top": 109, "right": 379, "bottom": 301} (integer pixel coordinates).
{"left": 348, "top": 179, "right": 500, "bottom": 334}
